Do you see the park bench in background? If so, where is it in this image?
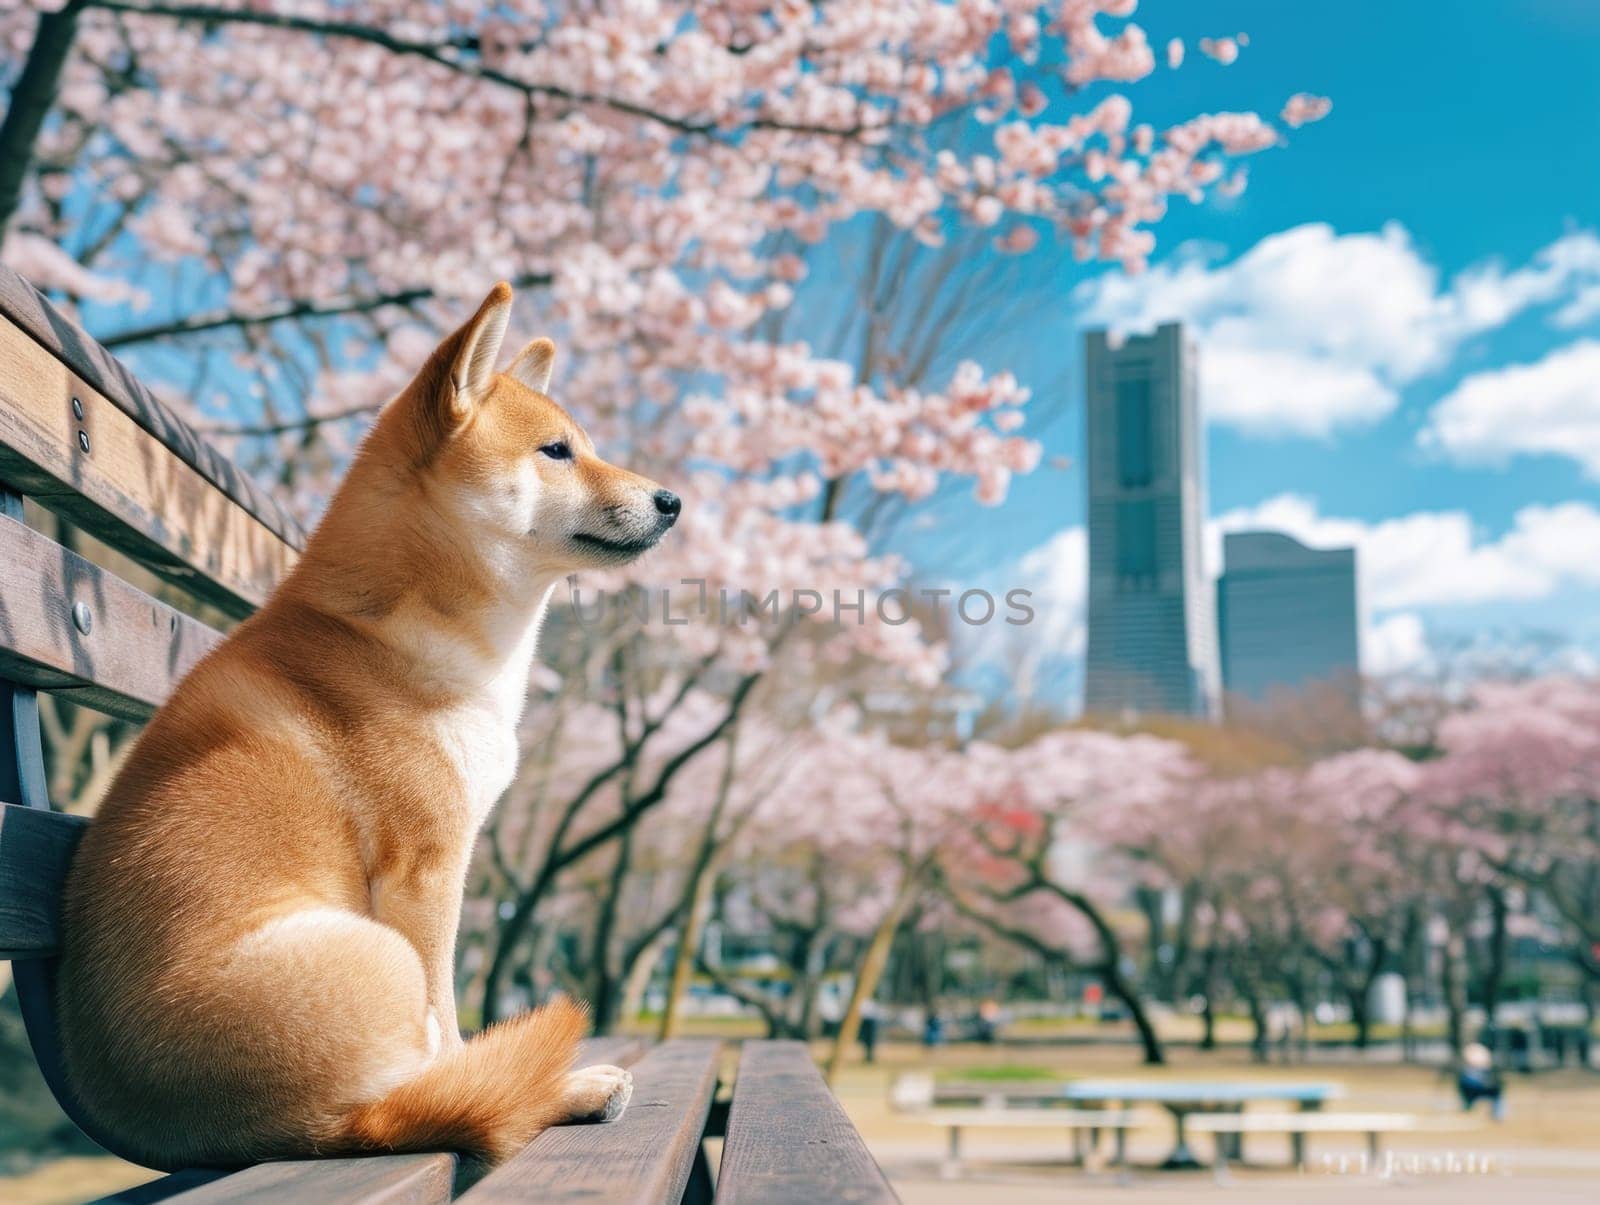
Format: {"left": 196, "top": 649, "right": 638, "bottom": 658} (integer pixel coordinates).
{"left": 1186, "top": 1110, "right": 1426, "bottom": 1179}
{"left": 0, "top": 264, "right": 898, "bottom": 1203}
{"left": 889, "top": 1074, "right": 1139, "bottom": 1175}
{"left": 907, "top": 1108, "right": 1142, "bottom": 1177}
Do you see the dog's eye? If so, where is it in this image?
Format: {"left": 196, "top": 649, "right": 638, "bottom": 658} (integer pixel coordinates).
{"left": 540, "top": 441, "right": 573, "bottom": 461}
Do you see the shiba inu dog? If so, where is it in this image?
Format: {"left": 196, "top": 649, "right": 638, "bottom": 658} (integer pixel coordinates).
{"left": 57, "top": 283, "right": 681, "bottom": 1169}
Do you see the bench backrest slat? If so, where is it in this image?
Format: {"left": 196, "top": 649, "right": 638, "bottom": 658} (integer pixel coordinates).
{"left": 715, "top": 1041, "right": 898, "bottom": 1205}
{"left": 0, "top": 266, "right": 301, "bottom": 618}
{"left": 460, "top": 1038, "right": 721, "bottom": 1204}
{"left": 0, "top": 802, "right": 84, "bottom": 958}
{"left": 0, "top": 510, "right": 224, "bottom": 721}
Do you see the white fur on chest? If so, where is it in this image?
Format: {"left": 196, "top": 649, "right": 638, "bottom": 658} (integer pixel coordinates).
{"left": 416, "top": 594, "right": 550, "bottom": 825}
{"left": 431, "top": 694, "right": 522, "bottom": 822}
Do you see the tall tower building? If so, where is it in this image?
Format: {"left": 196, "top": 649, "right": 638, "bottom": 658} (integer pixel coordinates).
{"left": 1217, "top": 531, "right": 1360, "bottom": 707}
{"left": 1083, "top": 323, "right": 1218, "bottom": 718}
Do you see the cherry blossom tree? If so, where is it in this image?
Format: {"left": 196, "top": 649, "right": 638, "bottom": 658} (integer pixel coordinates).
{"left": 1290, "top": 750, "right": 1420, "bottom": 1049}
{"left": 944, "top": 728, "right": 1195, "bottom": 1064}
{"left": 1, "top": 1, "right": 1328, "bottom": 1032}
{"left": 1423, "top": 678, "right": 1600, "bottom": 995}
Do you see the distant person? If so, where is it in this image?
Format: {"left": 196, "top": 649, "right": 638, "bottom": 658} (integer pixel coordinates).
{"left": 976, "top": 998, "right": 1002, "bottom": 1044}
{"left": 923, "top": 1010, "right": 945, "bottom": 1048}
{"left": 859, "top": 1000, "right": 881, "bottom": 1064}
{"left": 1457, "top": 1043, "right": 1505, "bottom": 1120}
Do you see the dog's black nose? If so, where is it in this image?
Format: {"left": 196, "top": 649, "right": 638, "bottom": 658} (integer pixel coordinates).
{"left": 653, "top": 489, "right": 681, "bottom": 522}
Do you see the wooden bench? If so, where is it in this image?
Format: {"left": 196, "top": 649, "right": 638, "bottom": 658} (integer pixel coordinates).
{"left": 1186, "top": 1110, "right": 1425, "bottom": 1178}
{"left": 0, "top": 264, "right": 899, "bottom": 1203}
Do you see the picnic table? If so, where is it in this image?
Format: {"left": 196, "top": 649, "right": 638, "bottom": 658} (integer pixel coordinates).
{"left": 1058, "top": 1080, "right": 1342, "bottom": 1169}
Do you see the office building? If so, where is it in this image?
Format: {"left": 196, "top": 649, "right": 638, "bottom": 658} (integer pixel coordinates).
{"left": 1083, "top": 323, "right": 1219, "bottom": 718}
{"left": 1217, "top": 531, "right": 1360, "bottom": 705}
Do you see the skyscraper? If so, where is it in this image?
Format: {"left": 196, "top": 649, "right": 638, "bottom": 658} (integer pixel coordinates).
{"left": 1083, "top": 323, "right": 1219, "bottom": 718}
{"left": 1217, "top": 531, "right": 1360, "bottom": 706}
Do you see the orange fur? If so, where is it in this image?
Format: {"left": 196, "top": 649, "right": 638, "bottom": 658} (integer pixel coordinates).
{"left": 340, "top": 997, "right": 588, "bottom": 1163}
{"left": 57, "top": 285, "right": 666, "bottom": 1170}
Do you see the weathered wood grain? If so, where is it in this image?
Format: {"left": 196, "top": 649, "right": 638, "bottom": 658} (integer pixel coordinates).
{"left": 0, "top": 511, "right": 223, "bottom": 720}
{"left": 0, "top": 295, "right": 299, "bottom": 616}
{"left": 576, "top": 1035, "right": 649, "bottom": 1068}
{"left": 460, "top": 1038, "right": 722, "bottom": 1204}
{"left": 0, "top": 801, "right": 83, "bottom": 958}
{"left": 715, "top": 1041, "right": 898, "bottom": 1205}
{"left": 108, "top": 1154, "right": 456, "bottom": 1205}
{"left": 0, "top": 267, "right": 304, "bottom": 549}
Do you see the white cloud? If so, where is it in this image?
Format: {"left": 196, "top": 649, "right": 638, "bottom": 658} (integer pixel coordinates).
{"left": 1421, "top": 340, "right": 1600, "bottom": 477}
{"left": 1210, "top": 493, "right": 1600, "bottom": 611}
{"left": 953, "top": 526, "right": 1085, "bottom": 700}
{"left": 1555, "top": 284, "right": 1600, "bottom": 328}
{"left": 1365, "top": 612, "right": 1429, "bottom": 677}
{"left": 962, "top": 525, "right": 1085, "bottom": 666}
{"left": 971, "top": 496, "right": 1600, "bottom": 691}
{"left": 1012, "top": 525, "right": 1088, "bottom": 655}
{"left": 1074, "top": 224, "right": 1600, "bottom": 437}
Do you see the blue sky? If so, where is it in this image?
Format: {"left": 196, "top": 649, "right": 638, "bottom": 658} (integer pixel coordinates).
{"left": 884, "top": 0, "right": 1600, "bottom": 687}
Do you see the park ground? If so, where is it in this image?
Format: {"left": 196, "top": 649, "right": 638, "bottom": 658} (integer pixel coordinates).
{"left": 4, "top": 1032, "right": 1598, "bottom": 1204}
{"left": 836, "top": 1038, "right": 1600, "bottom": 1203}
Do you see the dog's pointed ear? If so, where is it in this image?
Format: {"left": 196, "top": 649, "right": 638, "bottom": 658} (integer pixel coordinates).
{"left": 506, "top": 337, "right": 557, "bottom": 395}
{"left": 443, "top": 282, "right": 513, "bottom": 423}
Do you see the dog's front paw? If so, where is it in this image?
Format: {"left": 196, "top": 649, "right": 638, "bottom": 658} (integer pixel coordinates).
{"left": 561, "top": 1063, "right": 633, "bottom": 1124}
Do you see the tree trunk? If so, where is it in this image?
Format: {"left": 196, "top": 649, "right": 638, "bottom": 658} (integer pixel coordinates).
{"left": 1103, "top": 955, "right": 1166, "bottom": 1065}
{"left": 0, "top": 2, "right": 84, "bottom": 239}
{"left": 658, "top": 727, "right": 740, "bottom": 1038}
{"left": 825, "top": 871, "right": 920, "bottom": 1083}
{"left": 586, "top": 829, "right": 636, "bottom": 1034}
{"left": 482, "top": 862, "right": 557, "bottom": 1025}
{"left": 1167, "top": 882, "right": 1199, "bottom": 1006}
{"left": 619, "top": 929, "right": 669, "bottom": 1027}
{"left": 1134, "top": 886, "right": 1164, "bottom": 995}
{"left": 1198, "top": 942, "right": 1220, "bottom": 1052}
{"left": 1442, "top": 927, "right": 1468, "bottom": 1058}
{"left": 1069, "top": 890, "right": 1166, "bottom": 1065}
{"left": 791, "top": 929, "right": 827, "bottom": 1039}
{"left": 1284, "top": 966, "right": 1312, "bottom": 1064}
{"left": 1348, "top": 985, "right": 1371, "bottom": 1051}
{"left": 1482, "top": 887, "right": 1509, "bottom": 1031}
{"left": 1241, "top": 980, "right": 1269, "bottom": 1064}
{"left": 659, "top": 861, "right": 717, "bottom": 1039}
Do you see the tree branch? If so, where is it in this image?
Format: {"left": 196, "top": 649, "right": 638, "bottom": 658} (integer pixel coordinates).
{"left": 87, "top": 2, "right": 879, "bottom": 140}
{"left": 0, "top": 2, "right": 87, "bottom": 238}
{"left": 99, "top": 273, "right": 553, "bottom": 348}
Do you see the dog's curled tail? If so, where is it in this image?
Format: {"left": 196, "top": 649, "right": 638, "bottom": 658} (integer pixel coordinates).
{"left": 341, "top": 997, "right": 587, "bottom": 1164}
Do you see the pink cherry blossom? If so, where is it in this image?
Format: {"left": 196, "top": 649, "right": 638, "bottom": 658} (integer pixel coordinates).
{"left": 1281, "top": 93, "right": 1334, "bottom": 128}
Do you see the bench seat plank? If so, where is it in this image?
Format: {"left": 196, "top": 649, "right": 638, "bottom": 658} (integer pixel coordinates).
{"left": 92, "top": 1039, "right": 657, "bottom": 1203}
{"left": 460, "top": 1038, "right": 721, "bottom": 1204}
{"left": 0, "top": 801, "right": 85, "bottom": 957}
{"left": 715, "top": 1041, "right": 897, "bottom": 1205}
{"left": 0, "top": 511, "right": 223, "bottom": 720}
{"left": 576, "top": 1035, "right": 649, "bottom": 1068}
{"left": 102, "top": 1153, "right": 456, "bottom": 1204}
